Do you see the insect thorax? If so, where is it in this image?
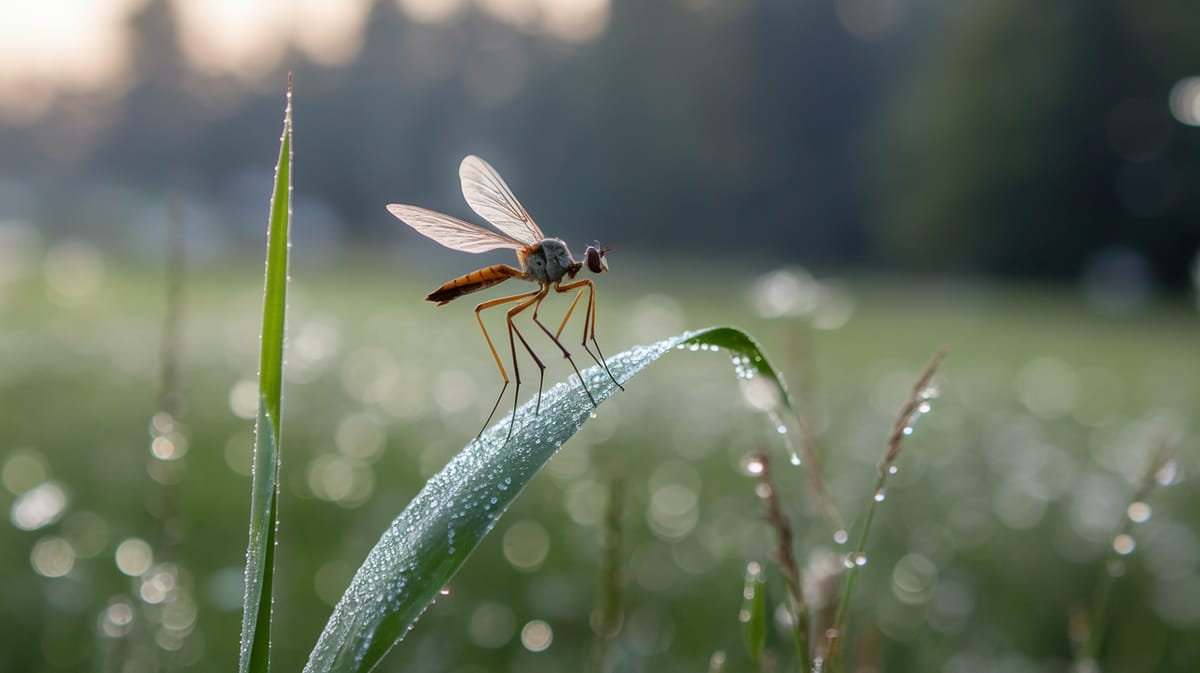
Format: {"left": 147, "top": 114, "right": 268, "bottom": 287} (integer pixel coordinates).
{"left": 523, "top": 238, "right": 577, "bottom": 283}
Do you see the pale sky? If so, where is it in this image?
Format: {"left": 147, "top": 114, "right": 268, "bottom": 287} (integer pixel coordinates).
{"left": 0, "top": 0, "right": 610, "bottom": 121}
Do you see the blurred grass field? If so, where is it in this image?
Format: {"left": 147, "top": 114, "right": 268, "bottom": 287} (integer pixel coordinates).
{"left": 2, "top": 250, "right": 1199, "bottom": 672}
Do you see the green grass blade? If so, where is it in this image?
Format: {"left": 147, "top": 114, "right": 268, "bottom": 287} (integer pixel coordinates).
{"left": 239, "top": 78, "right": 293, "bottom": 673}
{"left": 304, "top": 326, "right": 790, "bottom": 673}
{"left": 740, "top": 563, "right": 768, "bottom": 667}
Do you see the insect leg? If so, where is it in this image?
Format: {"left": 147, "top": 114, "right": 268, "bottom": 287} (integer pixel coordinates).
{"left": 583, "top": 280, "right": 621, "bottom": 390}
{"left": 553, "top": 286, "right": 586, "bottom": 340}
{"left": 531, "top": 290, "right": 597, "bottom": 408}
{"left": 475, "top": 288, "right": 542, "bottom": 439}
{"left": 554, "top": 279, "right": 623, "bottom": 391}
{"left": 505, "top": 287, "right": 549, "bottom": 437}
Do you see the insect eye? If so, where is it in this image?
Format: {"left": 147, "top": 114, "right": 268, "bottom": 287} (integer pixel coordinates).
{"left": 586, "top": 246, "right": 607, "bottom": 273}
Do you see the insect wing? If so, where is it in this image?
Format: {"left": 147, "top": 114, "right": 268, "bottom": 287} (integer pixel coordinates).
{"left": 386, "top": 204, "right": 525, "bottom": 253}
{"left": 460, "top": 155, "right": 545, "bottom": 245}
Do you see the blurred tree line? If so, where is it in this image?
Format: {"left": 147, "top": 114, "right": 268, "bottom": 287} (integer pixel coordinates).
{"left": 1, "top": 0, "right": 1197, "bottom": 285}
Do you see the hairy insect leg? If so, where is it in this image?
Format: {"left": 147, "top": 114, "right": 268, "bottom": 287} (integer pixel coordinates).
{"left": 474, "top": 289, "right": 541, "bottom": 440}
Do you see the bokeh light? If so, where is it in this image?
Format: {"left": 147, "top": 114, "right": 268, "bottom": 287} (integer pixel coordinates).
{"left": 115, "top": 537, "right": 153, "bottom": 577}
{"left": 1168, "top": 77, "right": 1200, "bottom": 127}
{"left": 0, "top": 0, "right": 145, "bottom": 121}
{"left": 9, "top": 480, "right": 68, "bottom": 531}
{"left": 31, "top": 536, "right": 75, "bottom": 578}
{"left": 2, "top": 450, "right": 48, "bottom": 494}
{"left": 468, "top": 602, "right": 517, "bottom": 648}
{"left": 502, "top": 520, "right": 551, "bottom": 571}
{"left": 519, "top": 619, "right": 553, "bottom": 652}
{"left": 98, "top": 598, "right": 134, "bottom": 638}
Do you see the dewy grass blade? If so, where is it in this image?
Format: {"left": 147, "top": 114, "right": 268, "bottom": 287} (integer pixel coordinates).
{"left": 304, "top": 327, "right": 792, "bottom": 673}
{"left": 740, "top": 561, "right": 768, "bottom": 668}
{"left": 239, "top": 75, "right": 293, "bottom": 673}
{"left": 825, "top": 347, "right": 946, "bottom": 668}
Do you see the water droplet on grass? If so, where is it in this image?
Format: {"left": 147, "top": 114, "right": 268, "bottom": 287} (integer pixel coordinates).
{"left": 1127, "top": 501, "right": 1151, "bottom": 523}
{"left": 743, "top": 456, "right": 765, "bottom": 476}
{"left": 1155, "top": 459, "right": 1178, "bottom": 486}
{"left": 1112, "top": 534, "right": 1135, "bottom": 555}
{"left": 838, "top": 551, "right": 870, "bottom": 569}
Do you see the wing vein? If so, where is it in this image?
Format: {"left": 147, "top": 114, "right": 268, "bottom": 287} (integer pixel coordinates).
{"left": 460, "top": 156, "right": 545, "bottom": 244}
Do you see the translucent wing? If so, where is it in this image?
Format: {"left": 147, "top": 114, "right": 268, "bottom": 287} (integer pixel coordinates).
{"left": 386, "top": 204, "right": 525, "bottom": 253}
{"left": 460, "top": 155, "right": 545, "bottom": 245}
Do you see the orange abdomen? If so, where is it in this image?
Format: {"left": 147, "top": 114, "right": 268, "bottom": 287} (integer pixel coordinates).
{"left": 426, "top": 264, "right": 525, "bottom": 305}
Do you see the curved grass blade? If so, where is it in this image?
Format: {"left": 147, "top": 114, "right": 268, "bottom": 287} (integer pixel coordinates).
{"left": 239, "top": 76, "right": 293, "bottom": 673}
{"left": 304, "top": 326, "right": 791, "bottom": 673}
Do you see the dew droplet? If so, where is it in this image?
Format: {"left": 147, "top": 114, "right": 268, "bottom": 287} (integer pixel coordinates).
{"left": 833, "top": 529, "right": 849, "bottom": 545}
{"left": 901, "top": 426, "right": 914, "bottom": 436}
{"left": 887, "top": 465, "right": 898, "bottom": 475}
{"left": 1112, "top": 534, "right": 1135, "bottom": 555}
{"left": 743, "top": 456, "right": 765, "bottom": 476}
{"left": 1155, "top": 459, "right": 1178, "bottom": 486}
{"left": 789, "top": 453, "right": 802, "bottom": 467}
{"left": 873, "top": 489, "right": 886, "bottom": 502}
{"left": 776, "top": 424, "right": 787, "bottom": 434}
{"left": 841, "top": 553, "right": 868, "bottom": 569}
{"left": 1127, "top": 501, "right": 1151, "bottom": 523}
{"left": 440, "top": 585, "right": 451, "bottom": 596}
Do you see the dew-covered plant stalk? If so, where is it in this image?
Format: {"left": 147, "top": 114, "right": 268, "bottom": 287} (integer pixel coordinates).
{"left": 239, "top": 75, "right": 293, "bottom": 673}
{"left": 752, "top": 451, "right": 811, "bottom": 672}
{"left": 824, "top": 347, "right": 947, "bottom": 667}
{"left": 1076, "top": 429, "right": 1178, "bottom": 667}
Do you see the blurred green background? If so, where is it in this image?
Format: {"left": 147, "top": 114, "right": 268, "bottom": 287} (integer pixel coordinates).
{"left": 2, "top": 0, "right": 1199, "bottom": 671}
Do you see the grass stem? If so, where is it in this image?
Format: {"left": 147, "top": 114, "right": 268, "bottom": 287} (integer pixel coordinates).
{"left": 753, "top": 451, "right": 811, "bottom": 672}
{"left": 1077, "top": 427, "right": 1177, "bottom": 665}
{"left": 825, "top": 347, "right": 947, "bottom": 667}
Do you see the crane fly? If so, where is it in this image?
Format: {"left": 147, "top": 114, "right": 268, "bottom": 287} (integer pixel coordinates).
{"left": 387, "top": 155, "right": 622, "bottom": 440}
